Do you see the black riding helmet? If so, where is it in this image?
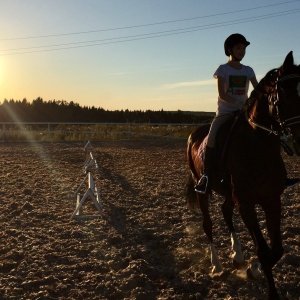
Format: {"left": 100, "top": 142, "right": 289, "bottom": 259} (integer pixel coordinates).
{"left": 224, "top": 33, "right": 250, "bottom": 56}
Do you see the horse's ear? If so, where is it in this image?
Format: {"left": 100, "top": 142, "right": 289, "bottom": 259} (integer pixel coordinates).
{"left": 282, "top": 51, "right": 294, "bottom": 71}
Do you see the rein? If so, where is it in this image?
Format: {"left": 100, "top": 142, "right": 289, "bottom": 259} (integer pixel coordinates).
{"left": 246, "top": 71, "right": 300, "bottom": 136}
{"left": 247, "top": 116, "right": 279, "bottom": 135}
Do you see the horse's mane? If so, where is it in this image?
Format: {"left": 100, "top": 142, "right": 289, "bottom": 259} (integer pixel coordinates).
{"left": 245, "top": 68, "right": 278, "bottom": 109}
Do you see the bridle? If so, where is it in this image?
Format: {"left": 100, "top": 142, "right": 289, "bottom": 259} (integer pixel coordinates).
{"left": 246, "top": 70, "right": 300, "bottom": 136}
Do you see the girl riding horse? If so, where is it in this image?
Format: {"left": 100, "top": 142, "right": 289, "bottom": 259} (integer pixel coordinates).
{"left": 195, "top": 34, "right": 299, "bottom": 193}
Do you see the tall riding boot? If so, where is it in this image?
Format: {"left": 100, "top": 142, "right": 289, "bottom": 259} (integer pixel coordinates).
{"left": 195, "top": 146, "right": 215, "bottom": 194}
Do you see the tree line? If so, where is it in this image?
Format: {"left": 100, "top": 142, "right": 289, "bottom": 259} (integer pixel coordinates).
{"left": 0, "top": 98, "right": 214, "bottom": 124}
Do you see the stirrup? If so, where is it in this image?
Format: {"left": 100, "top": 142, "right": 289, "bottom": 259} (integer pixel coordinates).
{"left": 195, "top": 175, "right": 208, "bottom": 194}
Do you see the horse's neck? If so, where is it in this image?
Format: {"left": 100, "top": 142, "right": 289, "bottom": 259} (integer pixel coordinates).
{"left": 247, "top": 93, "right": 277, "bottom": 132}
{"left": 249, "top": 97, "right": 267, "bottom": 122}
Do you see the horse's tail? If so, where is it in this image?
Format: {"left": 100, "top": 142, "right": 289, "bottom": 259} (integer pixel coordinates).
{"left": 186, "top": 130, "right": 200, "bottom": 210}
{"left": 187, "top": 132, "right": 199, "bottom": 181}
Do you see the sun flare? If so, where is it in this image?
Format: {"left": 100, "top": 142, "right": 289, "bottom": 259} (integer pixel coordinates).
{"left": 0, "top": 59, "right": 3, "bottom": 87}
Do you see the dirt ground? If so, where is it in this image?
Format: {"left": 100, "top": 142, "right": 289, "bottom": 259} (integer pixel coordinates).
{"left": 0, "top": 140, "right": 299, "bottom": 300}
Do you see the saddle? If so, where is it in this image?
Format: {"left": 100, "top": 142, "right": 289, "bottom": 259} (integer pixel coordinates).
{"left": 198, "top": 111, "right": 241, "bottom": 164}
{"left": 216, "top": 111, "right": 242, "bottom": 163}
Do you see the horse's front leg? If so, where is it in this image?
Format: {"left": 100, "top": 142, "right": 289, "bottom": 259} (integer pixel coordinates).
{"left": 238, "top": 201, "right": 279, "bottom": 300}
{"left": 198, "top": 193, "right": 222, "bottom": 274}
{"left": 262, "top": 198, "right": 284, "bottom": 267}
{"left": 221, "top": 197, "right": 244, "bottom": 267}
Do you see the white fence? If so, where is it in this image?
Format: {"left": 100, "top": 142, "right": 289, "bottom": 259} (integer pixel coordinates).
{"left": 0, "top": 122, "right": 201, "bottom": 141}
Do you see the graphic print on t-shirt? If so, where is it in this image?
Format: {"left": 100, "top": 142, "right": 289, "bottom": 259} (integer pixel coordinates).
{"left": 227, "top": 75, "right": 247, "bottom": 96}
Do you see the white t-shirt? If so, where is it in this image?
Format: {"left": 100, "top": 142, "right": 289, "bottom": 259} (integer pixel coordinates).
{"left": 213, "top": 64, "right": 256, "bottom": 115}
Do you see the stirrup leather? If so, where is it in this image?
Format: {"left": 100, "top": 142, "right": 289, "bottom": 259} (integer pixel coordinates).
{"left": 195, "top": 175, "right": 208, "bottom": 194}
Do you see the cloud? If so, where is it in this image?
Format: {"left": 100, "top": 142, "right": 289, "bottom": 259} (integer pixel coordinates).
{"left": 162, "top": 79, "right": 215, "bottom": 89}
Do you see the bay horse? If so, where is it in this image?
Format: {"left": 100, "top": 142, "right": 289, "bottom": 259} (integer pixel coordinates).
{"left": 186, "top": 51, "right": 300, "bottom": 300}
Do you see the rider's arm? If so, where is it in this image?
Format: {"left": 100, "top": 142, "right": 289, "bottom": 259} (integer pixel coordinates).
{"left": 250, "top": 76, "right": 258, "bottom": 89}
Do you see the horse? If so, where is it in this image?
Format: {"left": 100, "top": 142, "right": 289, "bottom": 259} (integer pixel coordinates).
{"left": 186, "top": 51, "right": 300, "bottom": 300}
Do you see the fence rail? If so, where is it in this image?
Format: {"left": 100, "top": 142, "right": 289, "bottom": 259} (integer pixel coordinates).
{"left": 0, "top": 122, "right": 202, "bottom": 141}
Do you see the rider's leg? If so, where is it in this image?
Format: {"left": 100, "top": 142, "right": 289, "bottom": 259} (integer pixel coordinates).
{"left": 195, "top": 113, "right": 233, "bottom": 194}
{"left": 194, "top": 146, "right": 215, "bottom": 193}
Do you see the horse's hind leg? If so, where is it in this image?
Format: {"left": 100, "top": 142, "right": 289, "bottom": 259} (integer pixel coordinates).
{"left": 198, "top": 193, "right": 222, "bottom": 273}
{"left": 221, "top": 196, "right": 244, "bottom": 267}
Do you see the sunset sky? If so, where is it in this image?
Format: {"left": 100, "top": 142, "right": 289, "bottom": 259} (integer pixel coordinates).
{"left": 0, "top": 0, "right": 300, "bottom": 112}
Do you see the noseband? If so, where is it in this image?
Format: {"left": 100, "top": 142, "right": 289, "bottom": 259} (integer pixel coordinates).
{"left": 247, "top": 70, "right": 300, "bottom": 136}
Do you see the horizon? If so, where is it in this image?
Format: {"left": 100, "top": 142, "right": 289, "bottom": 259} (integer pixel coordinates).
{"left": 0, "top": 98, "right": 215, "bottom": 113}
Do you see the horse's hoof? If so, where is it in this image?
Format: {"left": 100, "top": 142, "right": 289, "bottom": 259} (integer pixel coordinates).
{"left": 267, "top": 291, "right": 280, "bottom": 300}
{"left": 247, "top": 264, "right": 263, "bottom": 280}
{"left": 233, "top": 259, "right": 244, "bottom": 269}
{"left": 212, "top": 265, "right": 223, "bottom": 274}
{"left": 210, "top": 269, "right": 224, "bottom": 278}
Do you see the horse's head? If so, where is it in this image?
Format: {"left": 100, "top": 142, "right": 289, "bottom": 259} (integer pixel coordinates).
{"left": 267, "top": 51, "right": 300, "bottom": 155}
